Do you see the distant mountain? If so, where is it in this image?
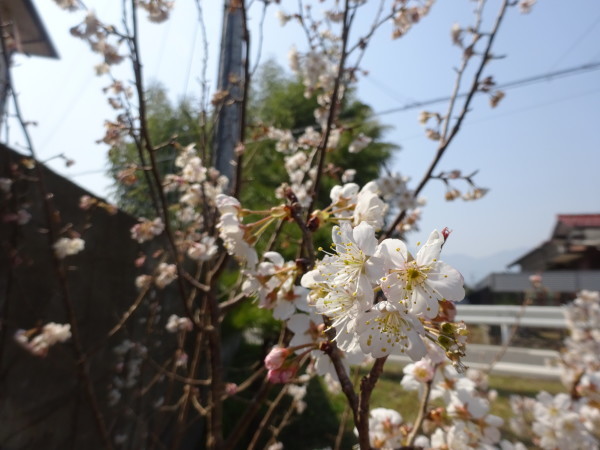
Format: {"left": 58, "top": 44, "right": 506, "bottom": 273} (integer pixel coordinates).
{"left": 443, "top": 247, "right": 529, "bottom": 288}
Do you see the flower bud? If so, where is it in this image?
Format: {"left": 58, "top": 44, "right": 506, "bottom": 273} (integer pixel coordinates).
{"left": 267, "top": 365, "right": 298, "bottom": 384}
{"left": 264, "top": 346, "right": 290, "bottom": 370}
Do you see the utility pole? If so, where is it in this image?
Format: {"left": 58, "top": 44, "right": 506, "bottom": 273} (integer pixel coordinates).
{"left": 213, "top": 0, "right": 244, "bottom": 187}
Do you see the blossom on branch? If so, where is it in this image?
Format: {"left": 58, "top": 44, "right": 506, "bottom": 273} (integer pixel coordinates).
{"left": 15, "top": 323, "right": 72, "bottom": 357}
{"left": 54, "top": 237, "right": 85, "bottom": 259}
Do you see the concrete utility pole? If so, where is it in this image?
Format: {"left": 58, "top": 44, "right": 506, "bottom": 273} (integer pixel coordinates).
{"left": 213, "top": 0, "right": 244, "bottom": 186}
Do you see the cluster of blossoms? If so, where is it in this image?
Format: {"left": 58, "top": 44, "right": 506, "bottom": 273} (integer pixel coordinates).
{"left": 132, "top": 144, "right": 226, "bottom": 289}
{"left": 108, "top": 340, "right": 148, "bottom": 408}
{"left": 165, "top": 314, "right": 193, "bottom": 333}
{"left": 302, "top": 221, "right": 466, "bottom": 363}
{"left": 561, "top": 290, "right": 600, "bottom": 387}
{"left": 412, "top": 364, "right": 509, "bottom": 449}
{"left": 69, "top": 12, "right": 124, "bottom": 70}
{"left": 130, "top": 217, "right": 164, "bottom": 243}
{"left": 510, "top": 391, "right": 598, "bottom": 449}
{"left": 164, "top": 143, "right": 228, "bottom": 225}
{"left": 509, "top": 290, "right": 600, "bottom": 449}
{"left": 14, "top": 322, "right": 72, "bottom": 357}
{"left": 137, "top": 0, "right": 174, "bottom": 23}
{"left": 216, "top": 194, "right": 258, "bottom": 267}
{"left": 268, "top": 125, "right": 342, "bottom": 209}
{"left": 363, "top": 349, "right": 524, "bottom": 449}
{"left": 53, "top": 236, "right": 85, "bottom": 259}
{"left": 212, "top": 172, "right": 467, "bottom": 389}
{"left": 242, "top": 252, "right": 310, "bottom": 320}
{"left": 1, "top": 175, "right": 30, "bottom": 224}
{"left": 155, "top": 262, "right": 177, "bottom": 289}
{"left": 391, "top": 0, "right": 435, "bottom": 39}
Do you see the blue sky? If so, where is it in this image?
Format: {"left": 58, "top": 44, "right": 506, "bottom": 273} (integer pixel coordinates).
{"left": 6, "top": 0, "right": 600, "bottom": 273}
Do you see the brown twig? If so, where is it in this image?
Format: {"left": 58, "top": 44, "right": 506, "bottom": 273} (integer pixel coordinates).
{"left": 307, "top": 0, "right": 352, "bottom": 216}
{"left": 406, "top": 374, "right": 435, "bottom": 446}
{"left": 383, "top": 0, "right": 510, "bottom": 239}
{"left": 127, "top": 0, "right": 200, "bottom": 327}
{"left": 357, "top": 356, "right": 387, "bottom": 449}
{"left": 247, "top": 384, "right": 289, "bottom": 450}
{"left": 223, "top": 377, "right": 272, "bottom": 449}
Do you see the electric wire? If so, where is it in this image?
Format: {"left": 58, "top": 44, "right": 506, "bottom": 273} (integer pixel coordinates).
{"left": 549, "top": 12, "right": 600, "bottom": 70}
{"left": 372, "top": 61, "right": 600, "bottom": 117}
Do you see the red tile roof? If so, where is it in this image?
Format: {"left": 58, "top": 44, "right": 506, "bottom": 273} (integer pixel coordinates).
{"left": 557, "top": 214, "right": 600, "bottom": 228}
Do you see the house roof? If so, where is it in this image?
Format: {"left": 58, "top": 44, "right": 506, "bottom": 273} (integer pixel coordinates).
{"left": 553, "top": 214, "right": 600, "bottom": 238}
{"left": 508, "top": 213, "right": 600, "bottom": 268}
{"left": 556, "top": 214, "right": 600, "bottom": 228}
{"left": 0, "top": 0, "right": 58, "bottom": 58}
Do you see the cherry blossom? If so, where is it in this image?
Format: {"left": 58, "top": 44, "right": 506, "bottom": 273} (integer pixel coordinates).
{"left": 53, "top": 237, "right": 85, "bottom": 259}
{"left": 376, "top": 229, "right": 465, "bottom": 319}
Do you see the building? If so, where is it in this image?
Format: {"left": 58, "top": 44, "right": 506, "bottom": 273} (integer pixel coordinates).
{"left": 471, "top": 214, "right": 600, "bottom": 304}
{"left": 0, "top": 0, "right": 58, "bottom": 121}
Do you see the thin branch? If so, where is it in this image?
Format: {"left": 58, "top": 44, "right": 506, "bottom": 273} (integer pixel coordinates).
{"left": 223, "top": 378, "right": 272, "bottom": 449}
{"left": 128, "top": 0, "right": 200, "bottom": 326}
{"left": 383, "top": 0, "right": 510, "bottom": 239}
{"left": 406, "top": 375, "right": 434, "bottom": 446}
{"left": 356, "top": 356, "right": 387, "bottom": 450}
{"left": 307, "top": 0, "right": 352, "bottom": 215}
{"left": 247, "top": 385, "right": 289, "bottom": 450}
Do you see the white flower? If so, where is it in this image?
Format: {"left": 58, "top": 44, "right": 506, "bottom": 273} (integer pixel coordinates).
{"left": 360, "top": 408, "right": 404, "bottom": 449}
{"left": 181, "top": 156, "right": 207, "bottom": 183}
{"left": 216, "top": 212, "right": 258, "bottom": 268}
{"left": 187, "top": 236, "right": 218, "bottom": 261}
{"left": 155, "top": 263, "right": 177, "bottom": 288}
{"left": 215, "top": 194, "right": 241, "bottom": 214}
{"left": 135, "top": 274, "right": 152, "bottom": 290}
{"left": 313, "top": 282, "right": 371, "bottom": 346}
{"left": 130, "top": 218, "right": 164, "bottom": 243}
{"left": 341, "top": 169, "right": 356, "bottom": 183}
{"left": 356, "top": 301, "right": 427, "bottom": 360}
{"left": 330, "top": 183, "right": 359, "bottom": 210}
{"left": 165, "top": 315, "right": 193, "bottom": 333}
{"left": 401, "top": 357, "right": 435, "bottom": 391}
{"left": 242, "top": 252, "right": 305, "bottom": 319}
{"left": 0, "top": 177, "right": 13, "bottom": 193}
{"left": 348, "top": 133, "right": 372, "bottom": 154}
{"left": 376, "top": 230, "right": 465, "bottom": 319}
{"left": 353, "top": 182, "right": 387, "bottom": 230}
{"left": 15, "top": 322, "right": 71, "bottom": 357}
{"left": 54, "top": 237, "right": 85, "bottom": 259}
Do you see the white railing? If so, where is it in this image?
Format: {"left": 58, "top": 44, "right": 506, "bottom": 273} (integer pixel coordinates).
{"left": 455, "top": 304, "right": 567, "bottom": 345}
{"left": 390, "top": 305, "right": 567, "bottom": 379}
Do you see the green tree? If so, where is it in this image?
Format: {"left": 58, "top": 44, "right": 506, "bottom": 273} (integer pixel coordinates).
{"left": 108, "top": 63, "right": 397, "bottom": 218}
{"left": 108, "top": 83, "right": 201, "bottom": 217}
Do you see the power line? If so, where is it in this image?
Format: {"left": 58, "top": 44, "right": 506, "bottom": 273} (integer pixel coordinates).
{"left": 65, "top": 62, "right": 600, "bottom": 177}
{"left": 373, "top": 61, "right": 600, "bottom": 117}
{"left": 395, "top": 86, "right": 600, "bottom": 142}
{"left": 549, "top": 12, "right": 600, "bottom": 70}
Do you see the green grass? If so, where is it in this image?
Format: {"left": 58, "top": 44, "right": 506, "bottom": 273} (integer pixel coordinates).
{"left": 223, "top": 338, "right": 565, "bottom": 449}
{"left": 279, "top": 362, "right": 565, "bottom": 449}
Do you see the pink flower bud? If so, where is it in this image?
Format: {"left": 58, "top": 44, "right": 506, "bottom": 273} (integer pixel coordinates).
{"left": 441, "top": 227, "right": 452, "bottom": 241}
{"left": 264, "top": 346, "right": 290, "bottom": 370}
{"left": 225, "top": 383, "right": 238, "bottom": 396}
{"left": 267, "top": 365, "right": 297, "bottom": 384}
